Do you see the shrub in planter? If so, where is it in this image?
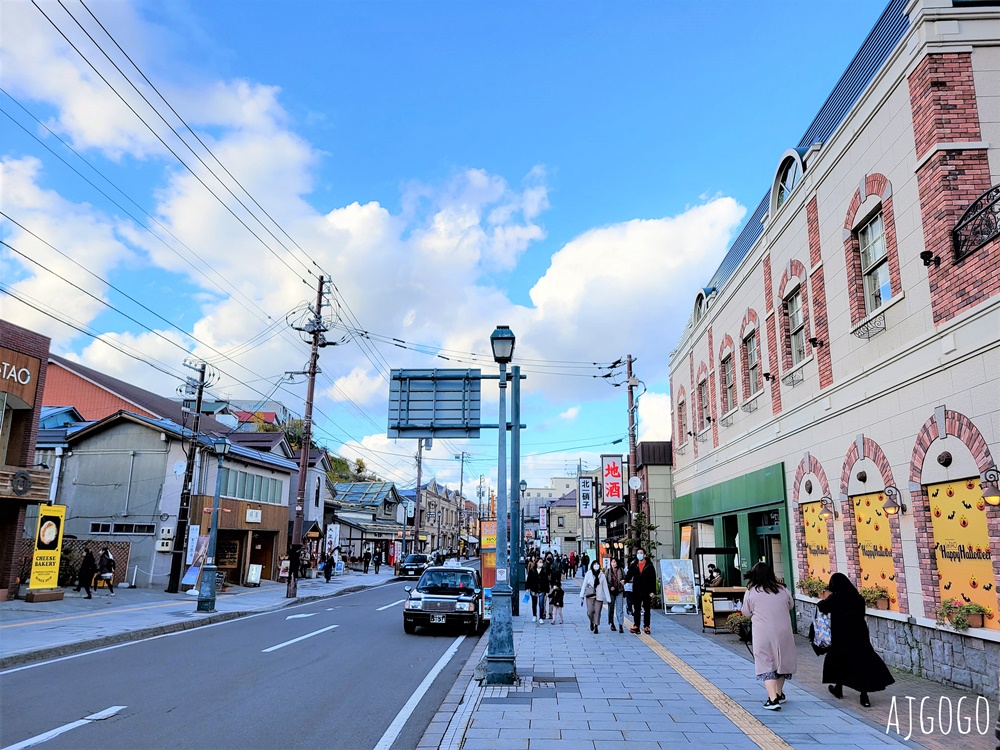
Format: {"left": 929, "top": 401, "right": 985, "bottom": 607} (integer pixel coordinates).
{"left": 796, "top": 575, "right": 828, "bottom": 598}
{"left": 935, "top": 599, "right": 988, "bottom": 631}
{"left": 859, "top": 584, "right": 890, "bottom": 609}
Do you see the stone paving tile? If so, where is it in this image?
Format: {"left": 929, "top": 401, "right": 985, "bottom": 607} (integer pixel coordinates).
{"left": 526, "top": 740, "right": 595, "bottom": 750}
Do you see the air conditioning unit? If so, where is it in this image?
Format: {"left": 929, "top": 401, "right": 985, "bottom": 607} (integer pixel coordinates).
{"left": 156, "top": 539, "right": 174, "bottom": 553}
{"left": 160, "top": 527, "right": 175, "bottom": 540}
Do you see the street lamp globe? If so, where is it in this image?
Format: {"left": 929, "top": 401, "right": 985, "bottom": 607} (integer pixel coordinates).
{"left": 490, "top": 325, "right": 515, "bottom": 364}
{"left": 213, "top": 437, "right": 232, "bottom": 456}
{"left": 519, "top": 480, "right": 527, "bottom": 495}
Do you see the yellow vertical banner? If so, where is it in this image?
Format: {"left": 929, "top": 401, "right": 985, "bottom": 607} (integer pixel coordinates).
{"left": 928, "top": 479, "right": 999, "bottom": 631}
{"left": 802, "top": 502, "right": 832, "bottom": 578}
{"left": 28, "top": 505, "right": 66, "bottom": 590}
{"left": 853, "top": 492, "right": 899, "bottom": 610}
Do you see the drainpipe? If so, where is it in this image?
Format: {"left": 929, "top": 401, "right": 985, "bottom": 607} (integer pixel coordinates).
{"left": 122, "top": 450, "right": 136, "bottom": 517}
{"left": 48, "top": 447, "right": 64, "bottom": 503}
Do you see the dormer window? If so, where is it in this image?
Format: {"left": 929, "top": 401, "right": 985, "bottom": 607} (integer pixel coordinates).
{"left": 777, "top": 159, "right": 801, "bottom": 207}
{"left": 770, "top": 147, "right": 811, "bottom": 216}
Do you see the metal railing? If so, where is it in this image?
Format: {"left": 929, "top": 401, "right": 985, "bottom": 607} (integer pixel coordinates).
{"left": 953, "top": 183, "right": 1000, "bottom": 262}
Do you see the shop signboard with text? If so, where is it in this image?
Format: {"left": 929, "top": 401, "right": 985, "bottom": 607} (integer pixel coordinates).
{"left": 28, "top": 504, "right": 66, "bottom": 590}
{"left": 579, "top": 477, "right": 594, "bottom": 518}
{"left": 601, "top": 455, "right": 624, "bottom": 505}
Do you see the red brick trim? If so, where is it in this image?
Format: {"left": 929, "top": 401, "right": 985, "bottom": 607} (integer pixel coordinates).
{"left": 776, "top": 259, "right": 813, "bottom": 372}
{"left": 910, "top": 409, "right": 999, "bottom": 619}
{"left": 843, "top": 174, "right": 902, "bottom": 327}
{"left": 765, "top": 314, "right": 781, "bottom": 415}
{"left": 718, "top": 334, "right": 736, "bottom": 414}
{"left": 707, "top": 328, "right": 719, "bottom": 448}
{"left": 689, "top": 353, "right": 698, "bottom": 460}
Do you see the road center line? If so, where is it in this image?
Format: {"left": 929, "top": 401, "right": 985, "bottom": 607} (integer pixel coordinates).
{"left": 373, "top": 636, "right": 465, "bottom": 750}
{"left": 376, "top": 599, "right": 406, "bottom": 611}
{"left": 261, "top": 624, "right": 338, "bottom": 653}
{"left": 1, "top": 706, "right": 126, "bottom": 750}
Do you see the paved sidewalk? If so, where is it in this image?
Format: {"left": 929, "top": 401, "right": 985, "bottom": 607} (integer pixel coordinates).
{"left": 422, "top": 578, "right": 995, "bottom": 750}
{"left": 0, "top": 568, "right": 398, "bottom": 667}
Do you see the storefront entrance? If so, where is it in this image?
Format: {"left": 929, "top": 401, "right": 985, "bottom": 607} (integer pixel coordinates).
{"left": 249, "top": 530, "right": 276, "bottom": 581}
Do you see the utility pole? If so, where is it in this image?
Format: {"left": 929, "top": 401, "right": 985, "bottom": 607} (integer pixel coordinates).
{"left": 414, "top": 439, "right": 424, "bottom": 554}
{"left": 627, "top": 355, "right": 639, "bottom": 518}
{"left": 455, "top": 452, "right": 467, "bottom": 555}
{"left": 167, "top": 360, "right": 206, "bottom": 593}
{"left": 477, "top": 474, "right": 484, "bottom": 554}
{"left": 287, "top": 275, "right": 327, "bottom": 598}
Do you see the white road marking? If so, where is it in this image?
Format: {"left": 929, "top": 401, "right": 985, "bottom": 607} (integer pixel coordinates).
{"left": 373, "top": 636, "right": 465, "bottom": 750}
{"left": 285, "top": 613, "right": 316, "bottom": 620}
{"left": 0, "top": 581, "right": 400, "bottom": 676}
{"left": 376, "top": 599, "right": 406, "bottom": 611}
{"left": 1, "top": 706, "right": 126, "bottom": 750}
{"left": 261, "top": 624, "right": 339, "bottom": 653}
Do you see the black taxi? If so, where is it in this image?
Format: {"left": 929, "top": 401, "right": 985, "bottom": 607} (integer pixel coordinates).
{"left": 403, "top": 565, "right": 489, "bottom": 635}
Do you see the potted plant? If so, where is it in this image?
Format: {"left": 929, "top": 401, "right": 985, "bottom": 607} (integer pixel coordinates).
{"left": 860, "top": 584, "right": 890, "bottom": 610}
{"left": 726, "top": 611, "right": 753, "bottom": 648}
{"left": 935, "top": 599, "right": 987, "bottom": 630}
{"left": 796, "top": 575, "right": 828, "bottom": 598}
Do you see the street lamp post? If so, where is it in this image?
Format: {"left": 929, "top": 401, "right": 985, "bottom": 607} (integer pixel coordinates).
{"left": 197, "top": 437, "right": 231, "bottom": 613}
{"left": 487, "top": 324, "right": 516, "bottom": 684}
{"left": 514, "top": 479, "right": 526, "bottom": 615}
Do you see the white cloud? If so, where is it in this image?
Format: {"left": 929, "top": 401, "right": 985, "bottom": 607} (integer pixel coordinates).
{"left": 328, "top": 367, "right": 383, "bottom": 406}
{"left": 638, "top": 391, "right": 673, "bottom": 442}
{"left": 559, "top": 406, "right": 581, "bottom": 421}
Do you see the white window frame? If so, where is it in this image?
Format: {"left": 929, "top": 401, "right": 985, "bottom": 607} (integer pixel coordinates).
{"left": 678, "top": 399, "right": 688, "bottom": 440}
{"left": 697, "top": 380, "right": 710, "bottom": 430}
{"left": 859, "top": 211, "right": 890, "bottom": 314}
{"left": 744, "top": 332, "right": 759, "bottom": 393}
{"left": 721, "top": 355, "right": 735, "bottom": 412}
{"left": 785, "top": 289, "right": 806, "bottom": 366}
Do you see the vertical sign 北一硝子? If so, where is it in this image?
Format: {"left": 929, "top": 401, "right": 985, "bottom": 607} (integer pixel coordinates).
{"left": 579, "top": 477, "right": 593, "bottom": 518}
{"left": 28, "top": 504, "right": 66, "bottom": 590}
{"left": 601, "top": 455, "right": 624, "bottom": 505}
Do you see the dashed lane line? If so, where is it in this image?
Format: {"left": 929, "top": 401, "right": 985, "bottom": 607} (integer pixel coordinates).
{"left": 376, "top": 599, "right": 406, "bottom": 611}
{"left": 1, "top": 705, "right": 127, "bottom": 750}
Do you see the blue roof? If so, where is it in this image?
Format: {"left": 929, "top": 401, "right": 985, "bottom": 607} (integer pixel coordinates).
{"left": 334, "top": 482, "right": 402, "bottom": 505}
{"left": 706, "top": 0, "right": 909, "bottom": 291}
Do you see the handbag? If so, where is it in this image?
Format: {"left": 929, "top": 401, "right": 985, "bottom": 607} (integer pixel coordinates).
{"left": 583, "top": 580, "right": 596, "bottom": 599}
{"left": 100, "top": 572, "right": 113, "bottom": 580}
{"left": 810, "top": 608, "right": 832, "bottom": 655}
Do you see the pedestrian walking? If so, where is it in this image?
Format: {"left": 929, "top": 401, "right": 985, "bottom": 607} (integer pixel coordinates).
{"left": 580, "top": 560, "right": 611, "bottom": 633}
{"left": 97, "top": 546, "right": 116, "bottom": 596}
{"left": 580, "top": 553, "right": 590, "bottom": 578}
{"left": 740, "top": 562, "right": 797, "bottom": 711}
{"left": 624, "top": 547, "right": 656, "bottom": 634}
{"left": 548, "top": 578, "right": 565, "bottom": 623}
{"left": 74, "top": 548, "right": 97, "bottom": 599}
{"left": 362, "top": 549, "right": 372, "bottom": 574}
{"left": 568, "top": 551, "right": 576, "bottom": 575}
{"left": 817, "top": 572, "right": 895, "bottom": 707}
{"left": 323, "top": 554, "right": 335, "bottom": 583}
{"left": 606, "top": 558, "right": 625, "bottom": 633}
{"left": 373, "top": 548, "right": 381, "bottom": 574}
{"left": 526, "top": 557, "right": 551, "bottom": 623}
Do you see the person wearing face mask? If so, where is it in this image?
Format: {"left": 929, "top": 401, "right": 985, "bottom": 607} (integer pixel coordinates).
{"left": 624, "top": 548, "right": 656, "bottom": 634}
{"left": 525, "top": 557, "right": 551, "bottom": 624}
{"left": 580, "top": 559, "right": 612, "bottom": 633}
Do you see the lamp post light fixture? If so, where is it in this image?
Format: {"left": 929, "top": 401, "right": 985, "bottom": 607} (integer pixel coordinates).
{"left": 982, "top": 468, "right": 1000, "bottom": 506}
{"left": 487, "top": 325, "right": 516, "bottom": 684}
{"left": 817, "top": 495, "right": 839, "bottom": 522}
{"left": 197, "top": 437, "right": 232, "bottom": 613}
{"left": 881, "top": 485, "right": 906, "bottom": 516}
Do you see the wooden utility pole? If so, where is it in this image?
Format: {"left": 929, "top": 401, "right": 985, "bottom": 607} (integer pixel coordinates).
{"left": 287, "top": 275, "right": 326, "bottom": 598}
{"left": 414, "top": 439, "right": 424, "bottom": 554}
{"left": 167, "top": 360, "right": 206, "bottom": 593}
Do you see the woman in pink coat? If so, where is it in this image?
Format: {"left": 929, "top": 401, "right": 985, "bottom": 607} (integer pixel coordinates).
{"left": 740, "top": 562, "right": 797, "bottom": 711}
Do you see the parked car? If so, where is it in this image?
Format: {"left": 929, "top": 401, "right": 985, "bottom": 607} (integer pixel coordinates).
{"left": 403, "top": 565, "right": 489, "bottom": 636}
{"left": 399, "top": 554, "right": 430, "bottom": 578}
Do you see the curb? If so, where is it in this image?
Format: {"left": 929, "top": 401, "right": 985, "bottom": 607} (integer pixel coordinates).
{"left": 418, "top": 628, "right": 491, "bottom": 749}
{"left": 0, "top": 578, "right": 403, "bottom": 670}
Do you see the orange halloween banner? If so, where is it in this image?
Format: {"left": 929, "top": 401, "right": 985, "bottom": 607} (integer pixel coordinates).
{"left": 802, "top": 502, "right": 832, "bottom": 579}
{"left": 853, "top": 491, "right": 900, "bottom": 610}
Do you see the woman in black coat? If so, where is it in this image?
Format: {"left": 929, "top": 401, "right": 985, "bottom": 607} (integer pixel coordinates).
{"left": 817, "top": 572, "right": 894, "bottom": 707}
{"left": 525, "top": 558, "right": 551, "bottom": 623}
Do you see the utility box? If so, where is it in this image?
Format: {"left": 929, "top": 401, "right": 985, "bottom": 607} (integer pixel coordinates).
{"left": 160, "top": 527, "right": 175, "bottom": 540}
{"left": 156, "top": 539, "right": 174, "bottom": 553}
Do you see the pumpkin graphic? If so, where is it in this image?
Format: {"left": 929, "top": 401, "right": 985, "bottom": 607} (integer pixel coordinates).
{"left": 987, "top": 608, "right": 995, "bottom": 621}
{"left": 874, "top": 523, "right": 880, "bottom": 531}
{"left": 890, "top": 595, "right": 897, "bottom": 605}
{"left": 976, "top": 499, "right": 986, "bottom": 512}
{"left": 969, "top": 576, "right": 978, "bottom": 589}
{"left": 947, "top": 487, "right": 954, "bottom": 497}
{"left": 865, "top": 498, "right": 871, "bottom": 507}
{"left": 959, "top": 516, "right": 969, "bottom": 528}
{"left": 934, "top": 507, "right": 942, "bottom": 518}
{"left": 967, "top": 480, "right": 976, "bottom": 490}
{"left": 880, "top": 571, "right": 887, "bottom": 580}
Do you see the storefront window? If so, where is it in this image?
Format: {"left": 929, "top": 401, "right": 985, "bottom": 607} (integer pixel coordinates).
{"left": 927, "top": 479, "right": 999, "bottom": 631}
{"left": 853, "top": 491, "right": 899, "bottom": 610}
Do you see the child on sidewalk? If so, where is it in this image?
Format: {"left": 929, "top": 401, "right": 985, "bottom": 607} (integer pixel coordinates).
{"left": 548, "top": 579, "right": 565, "bottom": 624}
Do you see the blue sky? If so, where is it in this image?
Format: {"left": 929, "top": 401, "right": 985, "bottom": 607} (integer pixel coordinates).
{"left": 1, "top": 0, "right": 887, "bottom": 493}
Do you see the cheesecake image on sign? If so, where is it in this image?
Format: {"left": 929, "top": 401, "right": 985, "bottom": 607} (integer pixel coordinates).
{"left": 37, "top": 518, "right": 61, "bottom": 550}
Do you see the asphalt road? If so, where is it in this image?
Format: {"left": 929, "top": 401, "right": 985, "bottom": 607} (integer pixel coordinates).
{"left": 0, "top": 579, "right": 480, "bottom": 750}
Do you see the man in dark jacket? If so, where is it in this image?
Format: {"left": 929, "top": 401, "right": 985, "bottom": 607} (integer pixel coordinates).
{"left": 625, "top": 547, "right": 656, "bottom": 634}
{"left": 362, "top": 549, "right": 372, "bottom": 574}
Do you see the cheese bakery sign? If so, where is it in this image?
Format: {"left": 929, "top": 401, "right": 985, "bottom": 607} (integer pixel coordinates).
{"left": 28, "top": 505, "right": 67, "bottom": 591}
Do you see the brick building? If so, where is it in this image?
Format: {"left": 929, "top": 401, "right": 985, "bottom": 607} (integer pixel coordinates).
{"left": 0, "top": 321, "right": 52, "bottom": 599}
{"left": 668, "top": 0, "right": 999, "bottom": 696}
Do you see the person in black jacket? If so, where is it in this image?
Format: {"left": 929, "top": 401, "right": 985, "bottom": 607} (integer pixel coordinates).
{"left": 624, "top": 548, "right": 657, "bottom": 634}
{"left": 97, "top": 547, "right": 116, "bottom": 596}
{"left": 817, "top": 572, "right": 894, "bottom": 707}
{"left": 548, "top": 579, "right": 565, "bottom": 624}
{"left": 74, "top": 548, "right": 97, "bottom": 599}
{"left": 525, "top": 557, "right": 551, "bottom": 624}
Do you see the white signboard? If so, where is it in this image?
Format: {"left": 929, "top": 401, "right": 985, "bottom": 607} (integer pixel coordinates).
{"left": 601, "top": 455, "right": 624, "bottom": 505}
{"left": 247, "top": 564, "right": 263, "bottom": 585}
{"left": 539, "top": 506, "right": 548, "bottom": 531}
{"left": 186, "top": 524, "right": 200, "bottom": 565}
{"left": 325, "top": 524, "right": 340, "bottom": 555}
{"left": 579, "top": 477, "right": 594, "bottom": 518}
{"left": 246, "top": 509, "right": 262, "bottom": 524}
{"left": 496, "top": 567, "right": 508, "bottom": 582}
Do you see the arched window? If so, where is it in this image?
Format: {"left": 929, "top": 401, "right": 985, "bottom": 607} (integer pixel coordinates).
{"left": 776, "top": 159, "right": 802, "bottom": 208}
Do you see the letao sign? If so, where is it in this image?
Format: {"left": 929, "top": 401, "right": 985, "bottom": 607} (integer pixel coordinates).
{"left": 29, "top": 505, "right": 66, "bottom": 590}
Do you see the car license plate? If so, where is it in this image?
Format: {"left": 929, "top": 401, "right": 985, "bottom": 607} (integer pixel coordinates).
{"left": 431, "top": 614, "right": 446, "bottom": 624}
